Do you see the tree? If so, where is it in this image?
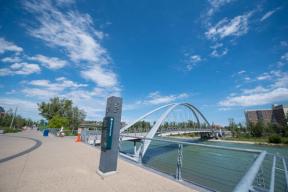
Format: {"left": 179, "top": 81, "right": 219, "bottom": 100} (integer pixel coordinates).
{"left": 250, "top": 121, "right": 264, "bottom": 137}
{"left": 38, "top": 97, "right": 86, "bottom": 130}
{"left": 48, "top": 115, "right": 69, "bottom": 129}
{"left": 228, "top": 118, "right": 239, "bottom": 137}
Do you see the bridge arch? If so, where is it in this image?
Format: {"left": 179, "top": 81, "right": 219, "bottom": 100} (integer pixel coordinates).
{"left": 120, "top": 102, "right": 211, "bottom": 159}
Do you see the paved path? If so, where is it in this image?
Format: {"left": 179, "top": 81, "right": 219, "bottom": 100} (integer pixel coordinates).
{"left": 0, "top": 130, "right": 196, "bottom": 192}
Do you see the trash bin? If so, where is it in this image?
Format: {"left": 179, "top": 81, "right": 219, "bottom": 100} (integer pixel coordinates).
{"left": 43, "top": 129, "right": 49, "bottom": 136}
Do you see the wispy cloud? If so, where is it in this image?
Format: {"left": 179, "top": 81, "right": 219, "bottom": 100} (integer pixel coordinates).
{"left": 29, "top": 54, "right": 67, "bottom": 70}
{"left": 219, "top": 71, "right": 288, "bottom": 107}
{"left": 0, "top": 62, "right": 41, "bottom": 76}
{"left": 23, "top": 0, "right": 119, "bottom": 88}
{"left": 0, "top": 98, "right": 40, "bottom": 119}
{"left": 260, "top": 7, "right": 281, "bottom": 22}
{"left": 22, "top": 77, "right": 88, "bottom": 98}
{"left": 276, "top": 52, "right": 288, "bottom": 68}
{"left": 1, "top": 56, "right": 22, "bottom": 63}
{"left": 206, "top": 12, "right": 252, "bottom": 40}
{"left": 19, "top": 76, "right": 120, "bottom": 119}
{"left": 211, "top": 48, "right": 228, "bottom": 57}
{"left": 145, "top": 91, "right": 189, "bottom": 105}
{"left": 207, "top": 0, "right": 236, "bottom": 17}
{"left": 185, "top": 54, "right": 202, "bottom": 71}
{"left": 80, "top": 65, "right": 118, "bottom": 88}
{"left": 0, "top": 37, "right": 23, "bottom": 54}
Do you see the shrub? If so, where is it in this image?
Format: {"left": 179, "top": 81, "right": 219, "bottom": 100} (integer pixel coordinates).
{"left": 268, "top": 135, "right": 282, "bottom": 144}
{"left": 3, "top": 128, "right": 21, "bottom": 133}
{"left": 282, "top": 137, "right": 288, "bottom": 144}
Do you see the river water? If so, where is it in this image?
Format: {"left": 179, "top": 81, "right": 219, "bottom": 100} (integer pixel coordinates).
{"left": 120, "top": 138, "right": 288, "bottom": 192}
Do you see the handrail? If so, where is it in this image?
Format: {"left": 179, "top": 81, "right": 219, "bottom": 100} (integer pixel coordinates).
{"left": 233, "top": 151, "right": 267, "bottom": 192}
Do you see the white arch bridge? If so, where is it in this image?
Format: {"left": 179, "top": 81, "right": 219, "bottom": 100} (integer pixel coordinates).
{"left": 119, "top": 102, "right": 220, "bottom": 161}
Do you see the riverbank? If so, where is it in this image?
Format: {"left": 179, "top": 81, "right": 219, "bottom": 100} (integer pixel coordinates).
{"left": 210, "top": 138, "right": 288, "bottom": 147}
{"left": 167, "top": 134, "right": 288, "bottom": 147}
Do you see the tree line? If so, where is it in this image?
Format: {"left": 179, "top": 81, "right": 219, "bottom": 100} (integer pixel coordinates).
{"left": 0, "top": 109, "right": 34, "bottom": 130}
{"left": 227, "top": 117, "right": 288, "bottom": 144}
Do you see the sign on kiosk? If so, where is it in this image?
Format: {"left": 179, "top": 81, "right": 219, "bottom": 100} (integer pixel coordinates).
{"left": 101, "top": 117, "right": 114, "bottom": 151}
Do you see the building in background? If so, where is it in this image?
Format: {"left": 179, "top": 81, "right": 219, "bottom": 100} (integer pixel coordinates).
{"left": 245, "top": 104, "right": 288, "bottom": 127}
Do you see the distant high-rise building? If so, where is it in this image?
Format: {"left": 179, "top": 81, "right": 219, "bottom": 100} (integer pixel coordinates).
{"left": 245, "top": 104, "right": 288, "bottom": 127}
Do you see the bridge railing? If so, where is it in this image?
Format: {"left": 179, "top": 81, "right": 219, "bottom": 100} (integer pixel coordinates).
{"left": 119, "top": 136, "right": 287, "bottom": 192}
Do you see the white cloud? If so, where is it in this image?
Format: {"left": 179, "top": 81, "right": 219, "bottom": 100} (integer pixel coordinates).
{"left": 241, "top": 86, "right": 269, "bottom": 95}
{"left": 23, "top": 0, "right": 119, "bottom": 89}
{"left": 80, "top": 65, "right": 118, "bottom": 88}
{"left": 23, "top": 0, "right": 107, "bottom": 64}
{"left": 186, "top": 54, "right": 202, "bottom": 71}
{"left": 280, "top": 41, "right": 288, "bottom": 47}
{"left": 20, "top": 76, "right": 120, "bottom": 120}
{"left": 211, "top": 48, "right": 228, "bottom": 57}
{"left": 26, "top": 77, "right": 87, "bottom": 94}
{"left": 207, "top": 0, "right": 236, "bottom": 17}
{"left": 145, "top": 91, "right": 189, "bottom": 105}
{"left": 1, "top": 56, "right": 22, "bottom": 63}
{"left": 281, "top": 52, "right": 288, "bottom": 62}
{"left": 238, "top": 70, "right": 246, "bottom": 74}
{"left": 0, "top": 38, "right": 23, "bottom": 54}
{"left": 0, "top": 62, "right": 41, "bottom": 76}
{"left": 260, "top": 7, "right": 281, "bottom": 22}
{"left": 22, "top": 88, "right": 57, "bottom": 98}
{"left": 190, "top": 55, "right": 202, "bottom": 63}
{"left": 256, "top": 73, "right": 272, "bottom": 81}
{"left": 206, "top": 12, "right": 252, "bottom": 40}
{"left": 29, "top": 54, "right": 67, "bottom": 70}
{"left": 219, "top": 71, "right": 288, "bottom": 107}
{"left": 0, "top": 98, "right": 40, "bottom": 120}
{"left": 219, "top": 88, "right": 288, "bottom": 107}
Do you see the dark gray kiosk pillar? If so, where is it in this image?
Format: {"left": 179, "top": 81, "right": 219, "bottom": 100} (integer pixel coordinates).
{"left": 97, "top": 96, "right": 122, "bottom": 176}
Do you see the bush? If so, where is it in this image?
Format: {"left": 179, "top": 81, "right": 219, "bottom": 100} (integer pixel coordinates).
{"left": 3, "top": 128, "right": 21, "bottom": 133}
{"left": 268, "top": 135, "right": 282, "bottom": 144}
{"left": 282, "top": 137, "right": 288, "bottom": 144}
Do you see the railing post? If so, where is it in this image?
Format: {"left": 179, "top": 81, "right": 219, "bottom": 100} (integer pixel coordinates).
{"left": 176, "top": 144, "right": 183, "bottom": 181}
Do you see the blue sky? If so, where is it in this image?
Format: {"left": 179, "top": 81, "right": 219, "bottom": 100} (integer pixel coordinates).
{"left": 0, "top": 0, "right": 288, "bottom": 125}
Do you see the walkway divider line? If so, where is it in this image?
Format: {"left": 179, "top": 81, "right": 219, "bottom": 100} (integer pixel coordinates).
{"left": 0, "top": 135, "right": 42, "bottom": 163}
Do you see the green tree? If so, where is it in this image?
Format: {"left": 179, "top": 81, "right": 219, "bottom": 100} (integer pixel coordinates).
{"left": 48, "top": 115, "right": 69, "bottom": 129}
{"left": 38, "top": 97, "right": 86, "bottom": 130}
{"left": 228, "top": 118, "right": 239, "bottom": 137}
{"left": 250, "top": 121, "right": 264, "bottom": 137}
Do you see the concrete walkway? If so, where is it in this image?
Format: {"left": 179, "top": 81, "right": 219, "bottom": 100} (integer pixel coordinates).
{"left": 0, "top": 130, "right": 196, "bottom": 192}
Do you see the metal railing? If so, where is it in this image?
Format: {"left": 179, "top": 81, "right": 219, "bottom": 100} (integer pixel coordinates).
{"left": 119, "top": 136, "right": 288, "bottom": 192}
{"left": 70, "top": 130, "right": 288, "bottom": 192}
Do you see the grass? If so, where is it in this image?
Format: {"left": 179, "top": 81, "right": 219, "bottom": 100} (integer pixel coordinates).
{"left": 223, "top": 135, "right": 288, "bottom": 145}
{"left": 223, "top": 136, "right": 269, "bottom": 143}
